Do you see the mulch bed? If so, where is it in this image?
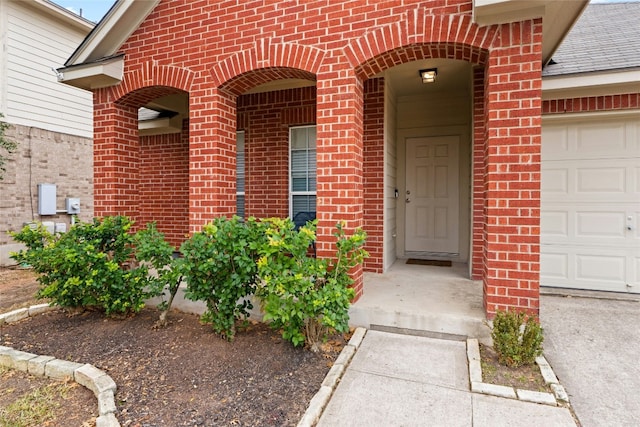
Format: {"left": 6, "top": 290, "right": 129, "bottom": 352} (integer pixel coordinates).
{"left": 0, "top": 268, "right": 345, "bottom": 427}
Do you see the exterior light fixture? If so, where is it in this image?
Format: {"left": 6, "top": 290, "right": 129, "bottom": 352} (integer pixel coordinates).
{"left": 419, "top": 68, "right": 437, "bottom": 83}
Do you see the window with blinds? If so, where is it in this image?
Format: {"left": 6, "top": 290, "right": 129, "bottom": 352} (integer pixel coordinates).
{"left": 290, "top": 126, "right": 316, "bottom": 219}
{"left": 236, "top": 131, "right": 245, "bottom": 219}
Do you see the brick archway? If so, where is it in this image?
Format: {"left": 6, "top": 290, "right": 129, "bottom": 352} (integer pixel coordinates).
{"left": 344, "top": 12, "right": 493, "bottom": 80}
{"left": 210, "top": 41, "right": 325, "bottom": 94}
{"left": 93, "top": 64, "right": 194, "bottom": 242}
{"left": 113, "top": 64, "right": 195, "bottom": 103}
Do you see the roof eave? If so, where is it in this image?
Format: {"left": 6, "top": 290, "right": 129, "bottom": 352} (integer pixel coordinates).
{"left": 57, "top": 55, "right": 124, "bottom": 91}
{"left": 28, "top": 0, "right": 94, "bottom": 32}
{"left": 65, "top": 0, "right": 160, "bottom": 67}
{"left": 473, "top": 0, "right": 589, "bottom": 64}
{"left": 542, "top": 68, "right": 640, "bottom": 100}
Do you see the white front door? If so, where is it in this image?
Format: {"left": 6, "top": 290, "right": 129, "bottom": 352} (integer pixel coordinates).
{"left": 405, "top": 135, "right": 459, "bottom": 254}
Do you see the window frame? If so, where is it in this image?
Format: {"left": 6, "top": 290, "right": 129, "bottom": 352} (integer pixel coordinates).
{"left": 236, "top": 130, "right": 245, "bottom": 219}
{"left": 289, "top": 125, "right": 317, "bottom": 219}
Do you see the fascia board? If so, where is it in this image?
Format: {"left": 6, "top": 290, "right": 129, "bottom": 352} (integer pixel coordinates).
{"left": 66, "top": 0, "right": 160, "bottom": 66}
{"left": 542, "top": 69, "right": 640, "bottom": 100}
{"left": 57, "top": 55, "right": 124, "bottom": 90}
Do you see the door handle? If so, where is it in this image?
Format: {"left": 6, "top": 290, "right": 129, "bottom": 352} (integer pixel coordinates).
{"left": 406, "top": 198, "right": 411, "bottom": 203}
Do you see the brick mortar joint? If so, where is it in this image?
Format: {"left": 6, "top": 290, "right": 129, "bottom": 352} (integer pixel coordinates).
{"left": 465, "top": 338, "right": 569, "bottom": 407}
{"left": 0, "top": 305, "right": 120, "bottom": 427}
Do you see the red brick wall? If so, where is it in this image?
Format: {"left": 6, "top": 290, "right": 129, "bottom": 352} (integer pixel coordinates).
{"left": 363, "top": 78, "right": 385, "bottom": 273}
{"left": 482, "top": 20, "right": 543, "bottom": 316}
{"left": 138, "top": 120, "right": 190, "bottom": 246}
{"left": 92, "top": 0, "right": 545, "bottom": 316}
{"left": 542, "top": 93, "right": 640, "bottom": 114}
{"left": 471, "top": 67, "right": 486, "bottom": 281}
{"left": 237, "top": 87, "right": 316, "bottom": 219}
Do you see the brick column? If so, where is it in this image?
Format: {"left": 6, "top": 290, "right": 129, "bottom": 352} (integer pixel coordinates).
{"left": 93, "top": 90, "right": 140, "bottom": 220}
{"left": 188, "top": 88, "right": 237, "bottom": 232}
{"left": 363, "top": 78, "right": 385, "bottom": 273}
{"left": 483, "top": 19, "right": 543, "bottom": 316}
{"left": 471, "top": 67, "right": 486, "bottom": 281}
{"left": 316, "top": 70, "right": 365, "bottom": 297}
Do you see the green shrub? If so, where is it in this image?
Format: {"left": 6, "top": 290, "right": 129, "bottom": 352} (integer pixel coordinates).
{"left": 491, "top": 309, "right": 544, "bottom": 368}
{"left": 10, "top": 216, "right": 151, "bottom": 316}
{"left": 134, "top": 222, "right": 184, "bottom": 327}
{"left": 180, "top": 216, "right": 267, "bottom": 340}
{"left": 256, "top": 219, "right": 367, "bottom": 351}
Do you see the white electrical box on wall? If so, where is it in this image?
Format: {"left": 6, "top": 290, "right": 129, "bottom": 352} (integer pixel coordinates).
{"left": 66, "top": 198, "right": 80, "bottom": 214}
{"left": 38, "top": 184, "right": 57, "bottom": 215}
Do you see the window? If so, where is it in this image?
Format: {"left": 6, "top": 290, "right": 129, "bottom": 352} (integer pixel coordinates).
{"left": 236, "top": 131, "right": 245, "bottom": 219}
{"left": 290, "top": 126, "right": 316, "bottom": 220}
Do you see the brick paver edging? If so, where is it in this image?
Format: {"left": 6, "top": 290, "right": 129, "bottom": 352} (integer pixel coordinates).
{"left": 0, "top": 305, "right": 120, "bottom": 427}
{"left": 466, "top": 338, "right": 570, "bottom": 406}
{"left": 297, "top": 327, "right": 367, "bottom": 427}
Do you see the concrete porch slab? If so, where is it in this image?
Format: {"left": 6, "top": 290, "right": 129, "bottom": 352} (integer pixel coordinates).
{"left": 350, "top": 260, "right": 490, "bottom": 341}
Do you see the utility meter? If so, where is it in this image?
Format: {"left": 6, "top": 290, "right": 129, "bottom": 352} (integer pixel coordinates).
{"left": 66, "top": 198, "right": 80, "bottom": 214}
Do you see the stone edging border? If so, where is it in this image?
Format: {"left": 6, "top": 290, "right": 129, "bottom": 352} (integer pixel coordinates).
{"left": 0, "top": 305, "right": 120, "bottom": 427}
{"left": 297, "top": 327, "right": 367, "bottom": 427}
{"left": 466, "top": 338, "right": 570, "bottom": 406}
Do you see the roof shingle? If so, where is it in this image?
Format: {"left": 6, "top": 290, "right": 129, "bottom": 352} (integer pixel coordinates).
{"left": 543, "top": 2, "right": 640, "bottom": 77}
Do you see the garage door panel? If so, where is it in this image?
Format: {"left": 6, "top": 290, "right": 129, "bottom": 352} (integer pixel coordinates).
{"left": 540, "top": 252, "right": 568, "bottom": 280}
{"left": 542, "top": 118, "right": 639, "bottom": 161}
{"left": 541, "top": 211, "right": 568, "bottom": 237}
{"left": 542, "top": 114, "right": 640, "bottom": 293}
{"left": 576, "top": 123, "right": 626, "bottom": 154}
{"left": 541, "top": 245, "right": 639, "bottom": 293}
{"left": 543, "top": 159, "right": 638, "bottom": 202}
{"left": 576, "top": 211, "right": 626, "bottom": 238}
{"left": 542, "top": 205, "right": 633, "bottom": 246}
{"left": 541, "top": 168, "right": 569, "bottom": 193}
{"left": 577, "top": 167, "right": 626, "bottom": 193}
{"left": 577, "top": 254, "right": 625, "bottom": 282}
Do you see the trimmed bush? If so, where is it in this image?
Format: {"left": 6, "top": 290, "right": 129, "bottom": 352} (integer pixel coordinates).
{"left": 10, "top": 216, "right": 151, "bottom": 316}
{"left": 256, "top": 219, "right": 367, "bottom": 351}
{"left": 491, "top": 309, "right": 544, "bottom": 368}
{"left": 180, "top": 216, "right": 267, "bottom": 340}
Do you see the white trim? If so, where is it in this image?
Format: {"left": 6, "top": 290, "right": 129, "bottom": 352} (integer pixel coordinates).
{"left": 26, "top": 0, "right": 94, "bottom": 31}
{"left": 542, "top": 69, "right": 640, "bottom": 100}
{"left": 57, "top": 55, "right": 124, "bottom": 90}
{"left": 65, "top": 0, "right": 159, "bottom": 66}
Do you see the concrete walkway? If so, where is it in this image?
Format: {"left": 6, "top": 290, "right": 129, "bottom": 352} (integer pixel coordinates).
{"left": 541, "top": 293, "right": 640, "bottom": 427}
{"left": 317, "top": 330, "right": 576, "bottom": 427}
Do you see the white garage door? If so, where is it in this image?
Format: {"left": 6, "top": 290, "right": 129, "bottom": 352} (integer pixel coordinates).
{"left": 541, "top": 112, "right": 640, "bottom": 293}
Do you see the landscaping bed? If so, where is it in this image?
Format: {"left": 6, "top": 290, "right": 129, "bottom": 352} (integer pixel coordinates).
{"left": 0, "top": 268, "right": 345, "bottom": 426}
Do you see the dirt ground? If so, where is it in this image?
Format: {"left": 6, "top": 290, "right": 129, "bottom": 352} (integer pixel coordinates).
{"left": 0, "top": 268, "right": 345, "bottom": 426}
{"left": 479, "top": 343, "right": 550, "bottom": 392}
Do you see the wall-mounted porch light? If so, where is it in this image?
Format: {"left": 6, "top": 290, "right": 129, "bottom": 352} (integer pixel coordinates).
{"left": 419, "top": 68, "right": 438, "bottom": 83}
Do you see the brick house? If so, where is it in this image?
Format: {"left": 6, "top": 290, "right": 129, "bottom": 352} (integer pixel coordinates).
{"left": 57, "top": 0, "right": 593, "bottom": 318}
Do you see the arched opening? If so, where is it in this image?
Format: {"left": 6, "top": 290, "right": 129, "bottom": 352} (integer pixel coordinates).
{"left": 219, "top": 67, "right": 317, "bottom": 222}
{"left": 114, "top": 86, "right": 190, "bottom": 245}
